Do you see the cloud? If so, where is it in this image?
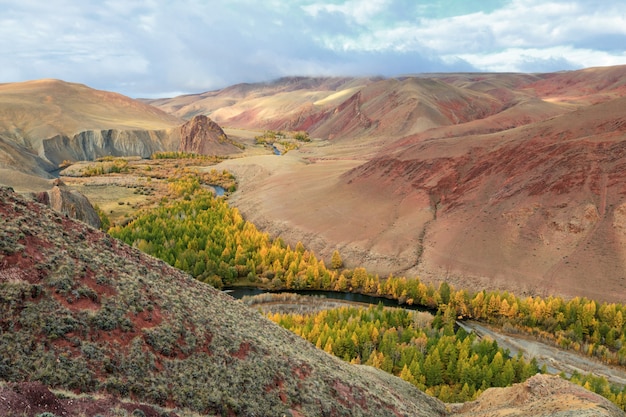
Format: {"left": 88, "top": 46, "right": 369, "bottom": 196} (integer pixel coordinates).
{"left": 0, "top": 0, "right": 624, "bottom": 97}
{"left": 456, "top": 46, "right": 626, "bottom": 73}
{"left": 303, "top": 0, "right": 391, "bottom": 25}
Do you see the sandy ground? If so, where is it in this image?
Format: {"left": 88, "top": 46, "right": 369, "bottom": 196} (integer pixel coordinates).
{"left": 460, "top": 321, "right": 626, "bottom": 387}
{"left": 215, "top": 135, "right": 434, "bottom": 276}
{"left": 0, "top": 169, "right": 53, "bottom": 193}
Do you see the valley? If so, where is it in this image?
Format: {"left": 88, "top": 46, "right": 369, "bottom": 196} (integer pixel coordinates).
{"left": 2, "top": 67, "right": 626, "bottom": 415}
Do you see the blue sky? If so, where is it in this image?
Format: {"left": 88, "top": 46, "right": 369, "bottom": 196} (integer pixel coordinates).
{"left": 1, "top": 0, "right": 624, "bottom": 97}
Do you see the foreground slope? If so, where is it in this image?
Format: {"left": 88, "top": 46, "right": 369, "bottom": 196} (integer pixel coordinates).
{"left": 0, "top": 186, "right": 446, "bottom": 416}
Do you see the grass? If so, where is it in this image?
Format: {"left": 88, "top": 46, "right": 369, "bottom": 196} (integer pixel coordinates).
{"left": 0, "top": 186, "right": 448, "bottom": 416}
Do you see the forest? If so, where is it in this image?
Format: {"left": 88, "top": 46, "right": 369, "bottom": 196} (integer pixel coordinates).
{"left": 269, "top": 303, "right": 540, "bottom": 402}
{"left": 109, "top": 174, "right": 626, "bottom": 410}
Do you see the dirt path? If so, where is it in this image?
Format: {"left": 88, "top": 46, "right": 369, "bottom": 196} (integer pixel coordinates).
{"left": 460, "top": 320, "right": 626, "bottom": 386}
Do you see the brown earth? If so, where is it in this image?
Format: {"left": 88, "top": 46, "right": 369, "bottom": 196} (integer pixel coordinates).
{"left": 0, "top": 382, "right": 179, "bottom": 417}
{"left": 165, "top": 66, "right": 626, "bottom": 303}
{"left": 450, "top": 374, "right": 622, "bottom": 417}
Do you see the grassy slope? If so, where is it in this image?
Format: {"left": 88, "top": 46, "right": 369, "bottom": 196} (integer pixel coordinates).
{"left": 0, "top": 186, "right": 446, "bottom": 417}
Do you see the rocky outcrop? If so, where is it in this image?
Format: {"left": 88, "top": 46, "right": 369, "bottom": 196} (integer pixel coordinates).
{"left": 453, "top": 374, "right": 624, "bottom": 416}
{"left": 33, "top": 179, "right": 101, "bottom": 229}
{"left": 41, "top": 129, "right": 174, "bottom": 166}
{"left": 177, "top": 114, "right": 242, "bottom": 155}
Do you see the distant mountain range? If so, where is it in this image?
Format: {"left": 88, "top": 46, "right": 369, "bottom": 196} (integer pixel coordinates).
{"left": 145, "top": 66, "right": 626, "bottom": 303}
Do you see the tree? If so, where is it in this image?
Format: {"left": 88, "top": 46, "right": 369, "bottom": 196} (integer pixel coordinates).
{"left": 351, "top": 267, "right": 367, "bottom": 290}
{"left": 423, "top": 348, "right": 444, "bottom": 386}
{"left": 439, "top": 282, "right": 451, "bottom": 305}
{"left": 331, "top": 250, "right": 343, "bottom": 269}
{"left": 335, "top": 274, "right": 348, "bottom": 292}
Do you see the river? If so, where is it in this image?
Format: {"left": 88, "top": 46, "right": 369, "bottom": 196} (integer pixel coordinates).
{"left": 226, "top": 287, "right": 432, "bottom": 312}
{"left": 227, "top": 287, "right": 626, "bottom": 386}
{"left": 211, "top": 185, "right": 226, "bottom": 196}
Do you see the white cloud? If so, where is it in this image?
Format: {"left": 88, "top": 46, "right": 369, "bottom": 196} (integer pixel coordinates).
{"left": 0, "top": 0, "right": 624, "bottom": 96}
{"left": 455, "top": 46, "right": 626, "bottom": 73}
{"left": 303, "top": 0, "right": 391, "bottom": 25}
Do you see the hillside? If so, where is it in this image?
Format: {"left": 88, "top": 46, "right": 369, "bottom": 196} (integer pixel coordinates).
{"left": 167, "top": 65, "right": 626, "bottom": 303}
{"left": 342, "top": 94, "right": 626, "bottom": 302}
{"left": 0, "top": 80, "right": 243, "bottom": 190}
{"left": 0, "top": 186, "right": 447, "bottom": 416}
{"left": 2, "top": 186, "right": 624, "bottom": 416}
{"left": 0, "top": 79, "right": 179, "bottom": 185}
{"left": 0, "top": 79, "right": 181, "bottom": 139}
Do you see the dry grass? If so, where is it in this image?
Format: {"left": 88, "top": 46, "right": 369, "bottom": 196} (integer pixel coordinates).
{"left": 0, "top": 186, "right": 449, "bottom": 417}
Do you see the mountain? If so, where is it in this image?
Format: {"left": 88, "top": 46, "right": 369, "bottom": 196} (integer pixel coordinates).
{"left": 0, "top": 80, "right": 241, "bottom": 191}
{"left": 1, "top": 185, "right": 623, "bottom": 416}
{"left": 0, "top": 79, "right": 181, "bottom": 165}
{"left": 155, "top": 65, "right": 626, "bottom": 303}
{"left": 340, "top": 82, "right": 626, "bottom": 302}
{"left": 145, "top": 73, "right": 566, "bottom": 143}
{"left": 177, "top": 114, "right": 243, "bottom": 155}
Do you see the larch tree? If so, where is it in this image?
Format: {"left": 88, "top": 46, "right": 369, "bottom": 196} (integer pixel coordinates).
{"left": 331, "top": 250, "right": 343, "bottom": 269}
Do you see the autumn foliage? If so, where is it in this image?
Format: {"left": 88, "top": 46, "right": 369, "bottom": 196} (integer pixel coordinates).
{"left": 111, "top": 176, "right": 626, "bottom": 410}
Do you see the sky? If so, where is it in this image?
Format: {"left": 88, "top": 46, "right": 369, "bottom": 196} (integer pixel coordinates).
{"left": 1, "top": 0, "right": 625, "bottom": 98}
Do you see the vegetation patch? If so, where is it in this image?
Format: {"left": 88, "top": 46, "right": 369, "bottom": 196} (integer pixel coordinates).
{"left": 109, "top": 177, "right": 626, "bottom": 411}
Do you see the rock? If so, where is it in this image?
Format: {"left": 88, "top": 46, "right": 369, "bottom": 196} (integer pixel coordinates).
{"left": 41, "top": 129, "right": 172, "bottom": 166}
{"left": 177, "top": 115, "right": 242, "bottom": 155}
{"left": 452, "top": 374, "right": 624, "bottom": 417}
{"left": 33, "top": 181, "right": 101, "bottom": 229}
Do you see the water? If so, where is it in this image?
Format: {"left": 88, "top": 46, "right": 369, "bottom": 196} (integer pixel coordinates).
{"left": 211, "top": 185, "right": 226, "bottom": 196}
{"left": 225, "top": 287, "right": 433, "bottom": 312}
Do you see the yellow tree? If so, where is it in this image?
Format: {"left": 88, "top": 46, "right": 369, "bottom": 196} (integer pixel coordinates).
{"left": 331, "top": 250, "right": 343, "bottom": 269}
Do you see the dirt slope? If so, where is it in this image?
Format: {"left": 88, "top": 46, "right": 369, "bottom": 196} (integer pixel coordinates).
{"left": 0, "top": 80, "right": 183, "bottom": 185}
{"left": 0, "top": 79, "right": 181, "bottom": 149}
{"left": 452, "top": 374, "right": 622, "bottom": 417}
{"left": 344, "top": 96, "right": 626, "bottom": 301}
{"left": 201, "top": 66, "right": 626, "bottom": 303}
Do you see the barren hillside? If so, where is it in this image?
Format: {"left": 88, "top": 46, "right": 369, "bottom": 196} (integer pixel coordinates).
{"left": 187, "top": 66, "right": 626, "bottom": 303}
{"left": 0, "top": 80, "right": 182, "bottom": 185}
{"left": 342, "top": 95, "right": 626, "bottom": 301}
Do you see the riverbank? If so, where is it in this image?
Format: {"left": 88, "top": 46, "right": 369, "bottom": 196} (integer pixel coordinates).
{"left": 461, "top": 320, "right": 626, "bottom": 387}
{"left": 230, "top": 287, "right": 626, "bottom": 388}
